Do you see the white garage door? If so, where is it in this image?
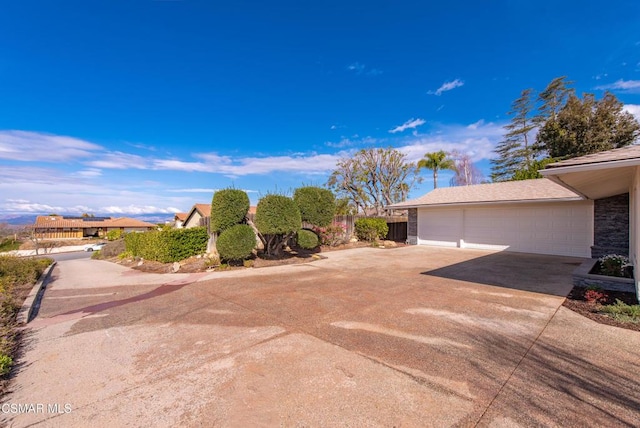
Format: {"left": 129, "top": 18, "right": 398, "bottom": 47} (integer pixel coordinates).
{"left": 417, "top": 202, "right": 593, "bottom": 257}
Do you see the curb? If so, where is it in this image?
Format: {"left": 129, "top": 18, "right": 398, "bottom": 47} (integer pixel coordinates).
{"left": 17, "top": 261, "right": 57, "bottom": 325}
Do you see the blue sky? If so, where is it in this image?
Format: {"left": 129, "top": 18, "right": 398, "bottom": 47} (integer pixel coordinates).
{"left": 1, "top": 0, "right": 639, "bottom": 218}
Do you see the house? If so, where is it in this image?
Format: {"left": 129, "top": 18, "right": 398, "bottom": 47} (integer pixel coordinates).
{"left": 32, "top": 215, "right": 156, "bottom": 239}
{"left": 182, "top": 204, "right": 212, "bottom": 229}
{"left": 181, "top": 203, "right": 257, "bottom": 230}
{"left": 388, "top": 178, "right": 593, "bottom": 258}
{"left": 540, "top": 145, "right": 640, "bottom": 296}
{"left": 174, "top": 212, "right": 188, "bottom": 229}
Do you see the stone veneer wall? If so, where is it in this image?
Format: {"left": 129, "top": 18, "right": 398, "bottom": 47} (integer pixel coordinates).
{"left": 592, "top": 193, "right": 629, "bottom": 259}
{"left": 407, "top": 208, "right": 418, "bottom": 245}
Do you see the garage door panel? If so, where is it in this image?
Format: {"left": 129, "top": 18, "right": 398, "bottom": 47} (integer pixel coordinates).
{"left": 417, "top": 209, "right": 462, "bottom": 247}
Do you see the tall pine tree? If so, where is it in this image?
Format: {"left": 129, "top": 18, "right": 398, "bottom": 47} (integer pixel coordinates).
{"left": 491, "top": 89, "right": 537, "bottom": 181}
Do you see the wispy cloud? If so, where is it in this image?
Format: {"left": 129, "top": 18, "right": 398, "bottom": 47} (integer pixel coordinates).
{"left": 596, "top": 79, "right": 640, "bottom": 93}
{"left": 87, "top": 151, "right": 150, "bottom": 169}
{"left": 346, "top": 62, "right": 382, "bottom": 76}
{"left": 389, "top": 118, "right": 426, "bottom": 134}
{"left": 0, "top": 130, "right": 102, "bottom": 162}
{"left": 623, "top": 104, "right": 640, "bottom": 122}
{"left": 428, "top": 79, "right": 464, "bottom": 96}
{"left": 397, "top": 120, "right": 504, "bottom": 163}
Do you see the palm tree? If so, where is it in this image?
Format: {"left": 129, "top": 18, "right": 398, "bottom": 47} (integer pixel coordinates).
{"left": 418, "top": 151, "right": 456, "bottom": 189}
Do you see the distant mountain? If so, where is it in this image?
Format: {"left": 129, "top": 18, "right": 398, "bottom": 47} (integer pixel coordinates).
{"left": 0, "top": 214, "right": 38, "bottom": 226}
{"left": 0, "top": 213, "right": 175, "bottom": 226}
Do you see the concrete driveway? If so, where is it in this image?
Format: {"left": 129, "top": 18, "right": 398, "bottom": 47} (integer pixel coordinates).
{"left": 3, "top": 246, "right": 639, "bottom": 427}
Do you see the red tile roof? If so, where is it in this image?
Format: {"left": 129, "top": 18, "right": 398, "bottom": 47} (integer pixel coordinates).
{"left": 33, "top": 215, "right": 156, "bottom": 229}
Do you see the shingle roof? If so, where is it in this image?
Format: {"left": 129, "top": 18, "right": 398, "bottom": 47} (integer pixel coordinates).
{"left": 193, "top": 203, "right": 211, "bottom": 217}
{"left": 174, "top": 212, "right": 188, "bottom": 221}
{"left": 33, "top": 215, "right": 156, "bottom": 228}
{"left": 545, "top": 144, "right": 640, "bottom": 169}
{"left": 388, "top": 178, "right": 582, "bottom": 209}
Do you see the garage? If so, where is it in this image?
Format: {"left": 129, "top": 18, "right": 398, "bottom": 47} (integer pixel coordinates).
{"left": 390, "top": 178, "right": 595, "bottom": 258}
{"left": 417, "top": 202, "right": 593, "bottom": 257}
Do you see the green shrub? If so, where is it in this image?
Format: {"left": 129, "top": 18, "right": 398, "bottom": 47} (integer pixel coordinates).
{"left": 124, "top": 227, "right": 209, "bottom": 263}
{"left": 293, "top": 186, "right": 336, "bottom": 227}
{"left": 216, "top": 225, "right": 256, "bottom": 262}
{"left": 0, "top": 354, "right": 13, "bottom": 376}
{"left": 255, "top": 195, "right": 301, "bottom": 235}
{"left": 0, "top": 256, "right": 53, "bottom": 292}
{"left": 106, "top": 229, "right": 123, "bottom": 241}
{"left": 297, "top": 229, "right": 319, "bottom": 249}
{"left": 210, "top": 189, "right": 250, "bottom": 233}
{"left": 354, "top": 218, "right": 389, "bottom": 242}
{"left": 599, "top": 299, "right": 640, "bottom": 323}
{"left": 597, "top": 254, "right": 632, "bottom": 278}
{"left": 118, "top": 250, "right": 134, "bottom": 260}
{"left": 0, "top": 238, "right": 20, "bottom": 253}
{"left": 255, "top": 195, "right": 302, "bottom": 257}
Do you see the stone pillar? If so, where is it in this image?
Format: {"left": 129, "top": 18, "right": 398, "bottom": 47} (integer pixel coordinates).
{"left": 591, "top": 193, "right": 629, "bottom": 258}
{"left": 407, "top": 208, "right": 418, "bottom": 245}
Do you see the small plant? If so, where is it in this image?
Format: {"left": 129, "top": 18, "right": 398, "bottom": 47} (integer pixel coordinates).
{"left": 354, "top": 218, "right": 389, "bottom": 242}
{"left": 597, "top": 254, "right": 632, "bottom": 278}
{"left": 90, "top": 250, "right": 102, "bottom": 259}
{"left": 296, "top": 229, "right": 319, "bottom": 250}
{"left": 243, "top": 259, "right": 254, "bottom": 268}
{"left": 583, "top": 286, "right": 608, "bottom": 304}
{"left": 0, "top": 354, "right": 12, "bottom": 376}
{"left": 599, "top": 299, "right": 640, "bottom": 323}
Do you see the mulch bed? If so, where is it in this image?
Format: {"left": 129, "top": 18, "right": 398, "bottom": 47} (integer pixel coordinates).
{"left": 563, "top": 286, "right": 640, "bottom": 332}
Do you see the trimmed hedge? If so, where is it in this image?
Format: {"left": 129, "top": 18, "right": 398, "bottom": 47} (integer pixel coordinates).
{"left": 255, "top": 195, "right": 301, "bottom": 235}
{"left": 106, "top": 229, "right": 123, "bottom": 241}
{"left": 210, "top": 189, "right": 250, "bottom": 233}
{"left": 354, "top": 218, "right": 389, "bottom": 242}
{"left": 296, "top": 229, "right": 319, "bottom": 249}
{"left": 293, "top": 186, "right": 336, "bottom": 227}
{"left": 217, "top": 224, "right": 256, "bottom": 261}
{"left": 124, "top": 227, "right": 209, "bottom": 263}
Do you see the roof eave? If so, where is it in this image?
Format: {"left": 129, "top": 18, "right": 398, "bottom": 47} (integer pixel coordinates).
{"left": 542, "top": 157, "right": 640, "bottom": 175}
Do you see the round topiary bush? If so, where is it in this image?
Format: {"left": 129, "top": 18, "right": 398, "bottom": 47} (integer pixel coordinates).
{"left": 210, "top": 189, "right": 250, "bottom": 233}
{"left": 354, "top": 217, "right": 389, "bottom": 241}
{"left": 297, "top": 229, "right": 319, "bottom": 249}
{"left": 293, "top": 186, "right": 336, "bottom": 227}
{"left": 216, "top": 224, "right": 256, "bottom": 261}
{"left": 255, "top": 195, "right": 301, "bottom": 235}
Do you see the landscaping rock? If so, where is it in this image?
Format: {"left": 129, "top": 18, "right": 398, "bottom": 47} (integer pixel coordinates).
{"left": 383, "top": 240, "right": 397, "bottom": 248}
{"left": 172, "top": 262, "right": 181, "bottom": 273}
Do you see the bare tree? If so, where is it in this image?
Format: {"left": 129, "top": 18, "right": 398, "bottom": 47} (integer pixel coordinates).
{"left": 449, "top": 151, "right": 484, "bottom": 186}
{"left": 328, "top": 148, "right": 421, "bottom": 216}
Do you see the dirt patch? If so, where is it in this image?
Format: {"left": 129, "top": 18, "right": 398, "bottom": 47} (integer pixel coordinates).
{"left": 19, "top": 238, "right": 101, "bottom": 250}
{"left": 563, "top": 286, "right": 640, "bottom": 332}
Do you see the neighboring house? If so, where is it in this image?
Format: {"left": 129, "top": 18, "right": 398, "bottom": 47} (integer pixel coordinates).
{"left": 174, "top": 212, "right": 188, "bottom": 229}
{"left": 541, "top": 145, "right": 640, "bottom": 296}
{"left": 182, "top": 204, "right": 211, "bottom": 229}
{"left": 388, "top": 178, "right": 593, "bottom": 258}
{"left": 182, "top": 203, "right": 257, "bottom": 230}
{"left": 32, "top": 215, "right": 156, "bottom": 239}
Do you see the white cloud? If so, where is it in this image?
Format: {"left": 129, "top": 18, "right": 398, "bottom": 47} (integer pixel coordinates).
{"left": 0, "top": 130, "right": 103, "bottom": 162}
{"left": 596, "top": 79, "right": 640, "bottom": 93}
{"left": 86, "top": 151, "right": 150, "bottom": 169}
{"left": 389, "top": 118, "right": 426, "bottom": 134}
{"left": 75, "top": 168, "right": 102, "bottom": 177}
{"left": 397, "top": 120, "right": 504, "bottom": 163}
{"left": 428, "top": 79, "right": 464, "bottom": 96}
{"left": 347, "top": 62, "right": 365, "bottom": 74}
{"left": 346, "top": 62, "right": 382, "bottom": 76}
{"left": 623, "top": 104, "right": 640, "bottom": 122}
{"left": 101, "top": 205, "right": 180, "bottom": 215}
